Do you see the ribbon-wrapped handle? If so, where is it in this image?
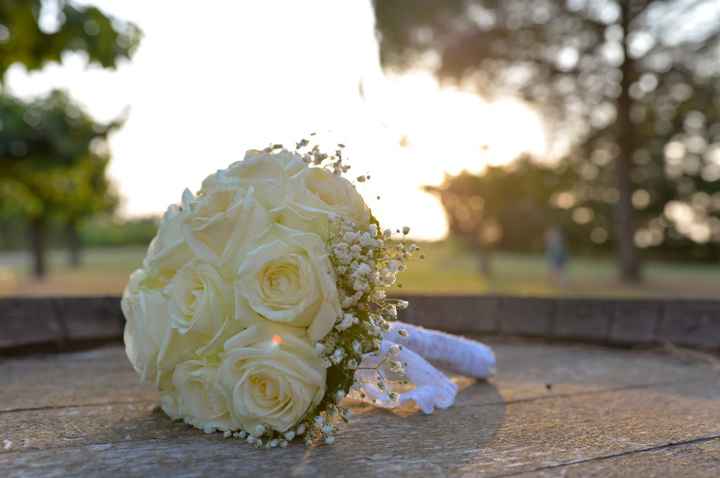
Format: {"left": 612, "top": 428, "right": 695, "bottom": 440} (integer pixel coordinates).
{"left": 356, "top": 322, "right": 496, "bottom": 414}
{"left": 385, "top": 322, "right": 496, "bottom": 379}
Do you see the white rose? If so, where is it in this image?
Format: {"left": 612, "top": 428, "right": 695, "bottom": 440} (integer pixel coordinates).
{"left": 200, "top": 149, "right": 305, "bottom": 212}
{"left": 182, "top": 187, "right": 271, "bottom": 268}
{"left": 160, "top": 391, "right": 180, "bottom": 420}
{"left": 166, "top": 261, "right": 233, "bottom": 335}
{"left": 219, "top": 323, "right": 326, "bottom": 433}
{"left": 264, "top": 149, "right": 305, "bottom": 176}
{"left": 235, "top": 224, "right": 341, "bottom": 341}
{"left": 285, "top": 166, "right": 370, "bottom": 238}
{"left": 143, "top": 202, "right": 194, "bottom": 283}
{"left": 124, "top": 267, "right": 240, "bottom": 387}
{"left": 123, "top": 269, "right": 169, "bottom": 382}
{"left": 171, "top": 360, "right": 238, "bottom": 432}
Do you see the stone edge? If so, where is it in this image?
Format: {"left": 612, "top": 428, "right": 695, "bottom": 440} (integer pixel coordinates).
{"left": 1, "top": 295, "right": 719, "bottom": 354}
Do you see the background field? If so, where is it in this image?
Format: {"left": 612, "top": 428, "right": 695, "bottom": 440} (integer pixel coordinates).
{"left": 1, "top": 241, "right": 717, "bottom": 298}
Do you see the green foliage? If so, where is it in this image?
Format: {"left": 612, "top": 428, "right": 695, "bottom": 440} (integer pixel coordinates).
{"left": 374, "top": 0, "right": 720, "bottom": 267}
{"left": 0, "top": 0, "right": 141, "bottom": 276}
{"left": 0, "top": 90, "right": 121, "bottom": 170}
{"left": 0, "top": 215, "right": 157, "bottom": 250}
{"left": 0, "top": 0, "right": 141, "bottom": 79}
{"left": 0, "top": 89, "right": 121, "bottom": 220}
{"left": 429, "top": 156, "right": 591, "bottom": 252}
{"left": 79, "top": 216, "right": 158, "bottom": 247}
{"left": 433, "top": 155, "right": 720, "bottom": 261}
{"left": 374, "top": 1, "right": 720, "bottom": 123}
{"left": 373, "top": 0, "right": 467, "bottom": 69}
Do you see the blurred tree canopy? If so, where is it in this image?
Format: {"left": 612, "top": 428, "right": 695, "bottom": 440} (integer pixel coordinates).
{"left": 374, "top": 0, "right": 720, "bottom": 280}
{"left": 0, "top": 90, "right": 121, "bottom": 275}
{"left": 0, "top": 1, "right": 140, "bottom": 277}
{"left": 0, "top": 0, "right": 141, "bottom": 79}
{"left": 0, "top": 91, "right": 121, "bottom": 170}
{"left": 427, "top": 157, "right": 576, "bottom": 248}
{"left": 426, "top": 157, "right": 580, "bottom": 274}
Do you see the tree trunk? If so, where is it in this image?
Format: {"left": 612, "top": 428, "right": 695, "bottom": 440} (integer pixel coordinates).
{"left": 66, "top": 219, "right": 82, "bottom": 268}
{"left": 0, "top": 221, "right": 10, "bottom": 249}
{"left": 615, "top": 2, "right": 642, "bottom": 283}
{"left": 29, "top": 217, "right": 48, "bottom": 279}
{"left": 477, "top": 250, "right": 493, "bottom": 278}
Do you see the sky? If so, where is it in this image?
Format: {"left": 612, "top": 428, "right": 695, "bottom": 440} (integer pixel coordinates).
{"left": 7, "top": 0, "right": 546, "bottom": 240}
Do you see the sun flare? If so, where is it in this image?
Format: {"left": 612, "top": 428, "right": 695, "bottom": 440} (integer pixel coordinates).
{"left": 6, "top": 1, "right": 546, "bottom": 242}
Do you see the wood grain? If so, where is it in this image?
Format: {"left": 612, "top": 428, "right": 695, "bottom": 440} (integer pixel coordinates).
{"left": 1, "top": 340, "right": 719, "bottom": 477}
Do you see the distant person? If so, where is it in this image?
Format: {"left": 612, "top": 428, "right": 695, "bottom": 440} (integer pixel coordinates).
{"left": 545, "top": 227, "right": 568, "bottom": 285}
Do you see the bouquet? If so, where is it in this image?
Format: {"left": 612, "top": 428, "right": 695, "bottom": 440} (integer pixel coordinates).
{"left": 122, "top": 140, "right": 495, "bottom": 448}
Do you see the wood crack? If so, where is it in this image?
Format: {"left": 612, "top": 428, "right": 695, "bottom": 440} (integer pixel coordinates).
{"left": 492, "top": 434, "right": 720, "bottom": 477}
{"left": 0, "top": 399, "right": 156, "bottom": 416}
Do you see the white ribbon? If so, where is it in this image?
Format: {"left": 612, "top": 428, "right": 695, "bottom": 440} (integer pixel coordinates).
{"left": 356, "top": 322, "right": 496, "bottom": 414}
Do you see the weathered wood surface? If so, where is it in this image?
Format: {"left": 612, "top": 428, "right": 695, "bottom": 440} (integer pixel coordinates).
{"left": 3, "top": 295, "right": 720, "bottom": 353}
{"left": 1, "top": 340, "right": 719, "bottom": 477}
{"left": 0, "top": 297, "right": 123, "bottom": 352}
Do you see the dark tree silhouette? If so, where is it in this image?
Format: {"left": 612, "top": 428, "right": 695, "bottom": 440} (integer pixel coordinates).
{"left": 373, "top": 0, "right": 720, "bottom": 282}
{"left": 0, "top": 91, "right": 122, "bottom": 276}
{"left": 0, "top": 0, "right": 140, "bottom": 79}
{"left": 0, "top": 1, "right": 139, "bottom": 277}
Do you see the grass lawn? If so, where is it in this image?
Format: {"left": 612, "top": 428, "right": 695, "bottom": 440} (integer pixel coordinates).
{"left": 0, "top": 241, "right": 718, "bottom": 298}
{"left": 0, "top": 247, "right": 145, "bottom": 297}
{"left": 399, "top": 241, "right": 720, "bottom": 298}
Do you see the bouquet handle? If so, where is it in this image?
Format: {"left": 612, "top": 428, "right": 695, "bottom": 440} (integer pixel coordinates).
{"left": 386, "top": 322, "right": 496, "bottom": 379}
{"left": 356, "top": 322, "right": 496, "bottom": 414}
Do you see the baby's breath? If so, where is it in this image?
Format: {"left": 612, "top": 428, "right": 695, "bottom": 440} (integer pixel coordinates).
{"left": 220, "top": 137, "right": 416, "bottom": 448}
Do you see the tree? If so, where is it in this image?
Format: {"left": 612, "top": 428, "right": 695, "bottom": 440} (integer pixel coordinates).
{"left": 373, "top": 0, "right": 720, "bottom": 282}
{"left": 61, "top": 150, "right": 119, "bottom": 267}
{"left": 426, "top": 156, "right": 581, "bottom": 274}
{"left": 0, "top": 1, "right": 139, "bottom": 277}
{"left": 0, "top": 90, "right": 122, "bottom": 276}
{"left": 0, "top": 0, "right": 141, "bottom": 80}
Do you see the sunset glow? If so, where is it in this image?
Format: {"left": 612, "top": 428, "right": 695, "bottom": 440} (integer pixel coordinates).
{"left": 6, "top": 0, "right": 546, "bottom": 240}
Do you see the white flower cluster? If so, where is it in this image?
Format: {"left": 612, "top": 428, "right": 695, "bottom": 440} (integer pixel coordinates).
{"left": 295, "top": 215, "right": 417, "bottom": 444}
{"left": 122, "top": 140, "right": 415, "bottom": 448}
